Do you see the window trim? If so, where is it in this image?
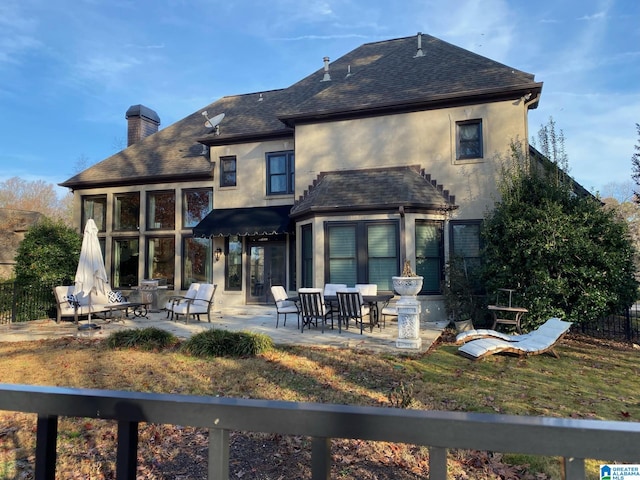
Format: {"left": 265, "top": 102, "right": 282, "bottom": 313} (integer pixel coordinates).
{"left": 224, "top": 235, "right": 242, "bottom": 291}
{"left": 449, "top": 219, "right": 483, "bottom": 260}
{"left": 219, "top": 156, "right": 237, "bottom": 188}
{"left": 145, "top": 236, "right": 175, "bottom": 288}
{"left": 266, "top": 151, "right": 295, "bottom": 196}
{"left": 182, "top": 188, "right": 213, "bottom": 229}
{"left": 301, "top": 224, "right": 313, "bottom": 288}
{"left": 181, "top": 236, "right": 213, "bottom": 289}
{"left": 113, "top": 192, "right": 140, "bottom": 232}
{"left": 146, "top": 190, "right": 176, "bottom": 231}
{"left": 112, "top": 237, "right": 140, "bottom": 289}
{"left": 456, "top": 119, "right": 483, "bottom": 160}
{"left": 415, "top": 220, "right": 444, "bottom": 295}
{"left": 81, "top": 195, "right": 107, "bottom": 232}
{"left": 324, "top": 220, "right": 399, "bottom": 291}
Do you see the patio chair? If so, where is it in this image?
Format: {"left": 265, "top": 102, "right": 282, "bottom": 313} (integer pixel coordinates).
{"left": 172, "top": 283, "right": 217, "bottom": 323}
{"left": 298, "top": 288, "right": 331, "bottom": 333}
{"left": 271, "top": 285, "right": 299, "bottom": 328}
{"left": 457, "top": 317, "right": 572, "bottom": 360}
{"left": 323, "top": 283, "right": 347, "bottom": 322}
{"left": 380, "top": 303, "right": 398, "bottom": 328}
{"left": 336, "top": 288, "right": 371, "bottom": 334}
{"left": 164, "top": 283, "right": 200, "bottom": 320}
{"left": 354, "top": 284, "right": 377, "bottom": 295}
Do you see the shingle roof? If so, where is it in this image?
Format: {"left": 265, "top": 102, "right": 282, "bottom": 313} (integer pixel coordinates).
{"left": 290, "top": 165, "right": 457, "bottom": 218}
{"left": 277, "top": 34, "right": 541, "bottom": 122}
{"left": 61, "top": 33, "right": 541, "bottom": 189}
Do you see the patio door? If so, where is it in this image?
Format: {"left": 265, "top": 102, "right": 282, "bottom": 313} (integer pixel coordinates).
{"left": 246, "top": 240, "right": 286, "bottom": 304}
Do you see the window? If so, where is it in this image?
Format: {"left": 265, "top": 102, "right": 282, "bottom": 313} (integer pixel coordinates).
{"left": 82, "top": 195, "right": 106, "bottom": 231}
{"left": 301, "top": 224, "right": 313, "bottom": 288}
{"left": 367, "top": 224, "right": 397, "bottom": 290}
{"left": 220, "top": 156, "right": 237, "bottom": 187}
{"left": 325, "top": 221, "right": 398, "bottom": 290}
{"left": 146, "top": 237, "right": 175, "bottom": 287}
{"left": 225, "top": 235, "right": 242, "bottom": 290}
{"left": 183, "top": 189, "right": 213, "bottom": 228}
{"left": 450, "top": 220, "right": 483, "bottom": 293}
{"left": 114, "top": 193, "right": 140, "bottom": 231}
{"left": 266, "top": 151, "right": 294, "bottom": 195}
{"left": 182, "top": 236, "right": 212, "bottom": 289}
{"left": 147, "top": 191, "right": 175, "bottom": 230}
{"left": 415, "top": 221, "right": 444, "bottom": 294}
{"left": 451, "top": 221, "right": 482, "bottom": 271}
{"left": 112, "top": 238, "right": 139, "bottom": 288}
{"left": 456, "top": 119, "right": 483, "bottom": 160}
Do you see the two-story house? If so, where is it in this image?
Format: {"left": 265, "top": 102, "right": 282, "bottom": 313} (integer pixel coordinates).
{"left": 61, "top": 33, "right": 543, "bottom": 317}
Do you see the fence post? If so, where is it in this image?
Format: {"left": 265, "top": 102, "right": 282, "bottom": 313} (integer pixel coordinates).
{"left": 116, "top": 420, "right": 139, "bottom": 479}
{"left": 35, "top": 414, "right": 58, "bottom": 480}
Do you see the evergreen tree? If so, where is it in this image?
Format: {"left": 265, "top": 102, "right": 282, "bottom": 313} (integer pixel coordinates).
{"left": 482, "top": 141, "right": 638, "bottom": 327}
{"left": 14, "top": 218, "right": 81, "bottom": 285}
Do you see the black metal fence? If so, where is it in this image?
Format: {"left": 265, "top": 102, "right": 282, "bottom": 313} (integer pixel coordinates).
{"left": 1, "top": 383, "right": 639, "bottom": 480}
{"left": 0, "top": 280, "right": 59, "bottom": 324}
{"left": 579, "top": 307, "right": 640, "bottom": 343}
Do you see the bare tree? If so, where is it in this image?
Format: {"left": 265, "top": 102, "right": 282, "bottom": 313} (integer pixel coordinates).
{"left": 0, "top": 177, "right": 72, "bottom": 224}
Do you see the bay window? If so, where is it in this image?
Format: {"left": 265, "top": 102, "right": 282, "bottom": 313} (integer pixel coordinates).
{"left": 325, "top": 221, "right": 398, "bottom": 291}
{"left": 416, "top": 220, "right": 444, "bottom": 294}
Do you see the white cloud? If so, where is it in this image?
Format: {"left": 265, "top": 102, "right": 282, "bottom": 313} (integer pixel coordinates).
{"left": 578, "top": 11, "right": 606, "bottom": 21}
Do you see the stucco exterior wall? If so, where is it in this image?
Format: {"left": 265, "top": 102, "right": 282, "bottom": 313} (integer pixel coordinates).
{"left": 210, "top": 138, "right": 296, "bottom": 209}
{"left": 293, "top": 100, "right": 528, "bottom": 220}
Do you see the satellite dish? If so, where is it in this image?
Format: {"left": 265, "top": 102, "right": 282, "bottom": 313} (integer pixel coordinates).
{"left": 203, "top": 112, "right": 225, "bottom": 129}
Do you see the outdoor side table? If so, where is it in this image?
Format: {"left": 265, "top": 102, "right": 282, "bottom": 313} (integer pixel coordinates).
{"left": 488, "top": 305, "right": 528, "bottom": 334}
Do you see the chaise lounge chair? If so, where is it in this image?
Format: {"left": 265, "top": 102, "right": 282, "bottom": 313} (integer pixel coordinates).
{"left": 457, "top": 317, "right": 572, "bottom": 360}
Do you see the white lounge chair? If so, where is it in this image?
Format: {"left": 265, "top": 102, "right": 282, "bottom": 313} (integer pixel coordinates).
{"left": 172, "top": 283, "right": 217, "bottom": 323}
{"left": 457, "top": 317, "right": 572, "bottom": 360}
{"left": 164, "top": 283, "right": 200, "bottom": 320}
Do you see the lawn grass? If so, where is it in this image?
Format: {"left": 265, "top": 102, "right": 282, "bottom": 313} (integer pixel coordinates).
{"left": 0, "top": 331, "right": 637, "bottom": 478}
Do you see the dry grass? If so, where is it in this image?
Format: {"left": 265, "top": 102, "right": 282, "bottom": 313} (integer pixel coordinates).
{"left": 0, "top": 331, "right": 637, "bottom": 478}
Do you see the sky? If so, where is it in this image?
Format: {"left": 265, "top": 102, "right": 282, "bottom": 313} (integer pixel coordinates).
{"left": 1, "top": 0, "right": 638, "bottom": 199}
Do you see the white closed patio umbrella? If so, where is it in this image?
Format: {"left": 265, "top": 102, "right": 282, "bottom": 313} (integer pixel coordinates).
{"left": 74, "top": 219, "right": 108, "bottom": 327}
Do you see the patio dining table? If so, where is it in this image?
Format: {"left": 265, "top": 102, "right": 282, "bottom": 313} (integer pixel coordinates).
{"left": 291, "top": 293, "right": 393, "bottom": 331}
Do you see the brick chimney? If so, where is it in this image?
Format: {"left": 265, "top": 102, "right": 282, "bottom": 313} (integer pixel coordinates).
{"left": 125, "top": 105, "right": 160, "bottom": 146}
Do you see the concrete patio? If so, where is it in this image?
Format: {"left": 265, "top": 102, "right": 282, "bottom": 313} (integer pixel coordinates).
{"left": 0, "top": 305, "right": 445, "bottom": 355}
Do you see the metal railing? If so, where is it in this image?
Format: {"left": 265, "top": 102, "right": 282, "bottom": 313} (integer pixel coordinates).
{"left": 0, "top": 384, "right": 638, "bottom": 480}
{"left": 0, "top": 281, "right": 58, "bottom": 324}
{"left": 580, "top": 307, "right": 640, "bottom": 342}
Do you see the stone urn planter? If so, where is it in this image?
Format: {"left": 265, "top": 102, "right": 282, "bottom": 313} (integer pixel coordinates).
{"left": 391, "top": 276, "right": 424, "bottom": 297}
{"left": 393, "top": 261, "right": 424, "bottom": 349}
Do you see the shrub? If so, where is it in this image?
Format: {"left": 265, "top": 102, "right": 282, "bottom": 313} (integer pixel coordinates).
{"left": 482, "top": 141, "right": 638, "bottom": 327}
{"left": 106, "top": 327, "right": 179, "bottom": 351}
{"left": 14, "top": 218, "right": 81, "bottom": 285}
{"left": 181, "top": 329, "right": 273, "bottom": 357}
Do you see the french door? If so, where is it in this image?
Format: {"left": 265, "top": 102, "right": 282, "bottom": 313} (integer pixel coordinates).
{"left": 246, "top": 240, "right": 286, "bottom": 304}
